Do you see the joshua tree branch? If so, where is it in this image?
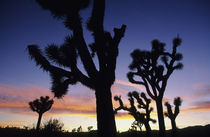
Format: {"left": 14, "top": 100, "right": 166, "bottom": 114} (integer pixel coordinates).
{"left": 27, "top": 45, "right": 75, "bottom": 79}
{"left": 73, "top": 66, "right": 95, "bottom": 89}
{"left": 127, "top": 72, "right": 145, "bottom": 85}
{"left": 113, "top": 25, "right": 126, "bottom": 47}
{"left": 106, "top": 25, "right": 126, "bottom": 81}
{"left": 141, "top": 64, "right": 159, "bottom": 98}
{"left": 155, "top": 81, "right": 161, "bottom": 93}
{"left": 142, "top": 78, "right": 156, "bottom": 100}
{"left": 174, "top": 106, "right": 179, "bottom": 118}
{"left": 72, "top": 14, "right": 98, "bottom": 79}
{"left": 88, "top": 0, "right": 106, "bottom": 71}
{"left": 90, "top": 0, "right": 105, "bottom": 31}
{"left": 114, "top": 96, "right": 130, "bottom": 113}
{"left": 50, "top": 66, "right": 74, "bottom": 78}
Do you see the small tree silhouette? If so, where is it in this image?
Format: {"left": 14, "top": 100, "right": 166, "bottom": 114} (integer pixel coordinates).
{"left": 127, "top": 37, "right": 183, "bottom": 136}
{"left": 132, "top": 91, "right": 156, "bottom": 131}
{"left": 29, "top": 96, "right": 54, "bottom": 130}
{"left": 27, "top": 1, "right": 126, "bottom": 137}
{"left": 164, "top": 97, "right": 182, "bottom": 133}
{"left": 114, "top": 91, "right": 155, "bottom": 134}
{"left": 87, "top": 126, "right": 93, "bottom": 132}
{"left": 129, "top": 121, "right": 138, "bottom": 131}
{"left": 77, "top": 126, "right": 82, "bottom": 132}
{"left": 72, "top": 128, "right": 76, "bottom": 132}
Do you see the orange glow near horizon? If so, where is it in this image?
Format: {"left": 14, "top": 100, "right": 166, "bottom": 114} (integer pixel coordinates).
{"left": 0, "top": 82, "right": 210, "bottom": 131}
{"left": 0, "top": 121, "right": 26, "bottom": 128}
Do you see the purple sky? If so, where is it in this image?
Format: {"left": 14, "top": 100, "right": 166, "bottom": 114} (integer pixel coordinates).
{"left": 0, "top": 0, "right": 210, "bottom": 131}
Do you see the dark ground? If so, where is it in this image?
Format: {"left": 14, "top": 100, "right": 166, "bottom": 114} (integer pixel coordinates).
{"left": 0, "top": 124, "right": 210, "bottom": 137}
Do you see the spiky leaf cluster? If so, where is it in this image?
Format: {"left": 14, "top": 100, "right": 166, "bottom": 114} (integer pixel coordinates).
{"left": 45, "top": 36, "right": 77, "bottom": 67}
{"left": 29, "top": 96, "right": 54, "bottom": 114}
{"left": 27, "top": 43, "right": 77, "bottom": 98}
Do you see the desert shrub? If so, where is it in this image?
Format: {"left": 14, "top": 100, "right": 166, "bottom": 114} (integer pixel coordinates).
{"left": 42, "top": 118, "right": 64, "bottom": 133}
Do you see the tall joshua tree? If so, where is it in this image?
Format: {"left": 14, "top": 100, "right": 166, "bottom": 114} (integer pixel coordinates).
{"left": 164, "top": 97, "right": 182, "bottom": 132}
{"left": 127, "top": 37, "right": 183, "bottom": 135}
{"left": 29, "top": 96, "right": 54, "bottom": 130}
{"left": 27, "top": 0, "right": 126, "bottom": 137}
{"left": 114, "top": 91, "right": 156, "bottom": 133}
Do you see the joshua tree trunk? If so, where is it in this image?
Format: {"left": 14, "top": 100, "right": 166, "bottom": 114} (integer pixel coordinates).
{"left": 145, "top": 107, "right": 152, "bottom": 132}
{"left": 95, "top": 85, "right": 116, "bottom": 137}
{"left": 144, "top": 122, "right": 151, "bottom": 131}
{"left": 36, "top": 113, "right": 43, "bottom": 130}
{"left": 171, "top": 118, "right": 177, "bottom": 132}
{"left": 144, "top": 121, "right": 151, "bottom": 137}
{"left": 156, "top": 98, "right": 165, "bottom": 136}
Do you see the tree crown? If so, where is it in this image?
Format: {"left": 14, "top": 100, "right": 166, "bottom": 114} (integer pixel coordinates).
{"left": 29, "top": 96, "right": 54, "bottom": 114}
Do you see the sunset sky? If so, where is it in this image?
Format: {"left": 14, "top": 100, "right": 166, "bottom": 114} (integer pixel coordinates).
{"left": 0, "top": 0, "right": 210, "bottom": 132}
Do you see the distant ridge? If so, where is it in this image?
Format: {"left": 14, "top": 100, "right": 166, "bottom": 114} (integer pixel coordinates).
{"left": 0, "top": 124, "right": 210, "bottom": 137}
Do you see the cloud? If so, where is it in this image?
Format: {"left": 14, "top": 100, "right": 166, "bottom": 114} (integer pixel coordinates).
{"left": 0, "top": 82, "right": 151, "bottom": 120}
{"left": 191, "top": 83, "right": 210, "bottom": 98}
{"left": 1, "top": 81, "right": 209, "bottom": 121}
{"left": 182, "top": 83, "right": 210, "bottom": 100}
{"left": 0, "top": 121, "right": 25, "bottom": 123}
{"left": 0, "top": 84, "right": 53, "bottom": 103}
{"left": 0, "top": 83, "right": 97, "bottom": 117}
{"left": 182, "top": 101, "right": 210, "bottom": 113}
{"left": 50, "top": 95, "right": 96, "bottom": 115}
{"left": 0, "top": 124, "right": 25, "bottom": 127}
{"left": 176, "top": 83, "right": 210, "bottom": 113}
{"left": 0, "top": 120, "right": 26, "bottom": 127}
{"left": 0, "top": 83, "right": 131, "bottom": 119}
{"left": 190, "top": 101, "right": 210, "bottom": 108}
{"left": 115, "top": 79, "right": 145, "bottom": 91}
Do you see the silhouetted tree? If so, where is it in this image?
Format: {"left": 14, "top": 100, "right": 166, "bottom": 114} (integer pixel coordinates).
{"left": 27, "top": 0, "right": 126, "bottom": 137}
{"left": 132, "top": 91, "right": 156, "bottom": 131}
{"left": 87, "top": 126, "right": 93, "bottom": 132}
{"left": 77, "top": 126, "right": 82, "bottom": 132}
{"left": 127, "top": 37, "right": 183, "bottom": 136}
{"left": 165, "top": 97, "right": 182, "bottom": 133}
{"left": 129, "top": 121, "right": 139, "bottom": 131}
{"left": 72, "top": 128, "right": 76, "bottom": 133}
{"left": 29, "top": 96, "right": 54, "bottom": 130}
{"left": 114, "top": 91, "right": 155, "bottom": 134}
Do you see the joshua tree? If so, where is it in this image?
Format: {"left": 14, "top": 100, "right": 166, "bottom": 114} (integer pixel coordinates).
{"left": 114, "top": 91, "right": 155, "bottom": 133}
{"left": 87, "top": 126, "right": 93, "bottom": 132}
{"left": 127, "top": 37, "right": 183, "bottom": 136}
{"left": 164, "top": 97, "right": 182, "bottom": 132}
{"left": 29, "top": 96, "right": 54, "bottom": 130}
{"left": 27, "top": 0, "right": 126, "bottom": 137}
{"left": 129, "top": 121, "right": 139, "bottom": 131}
{"left": 72, "top": 128, "right": 76, "bottom": 133}
{"left": 77, "top": 126, "right": 82, "bottom": 132}
{"left": 132, "top": 91, "right": 156, "bottom": 131}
